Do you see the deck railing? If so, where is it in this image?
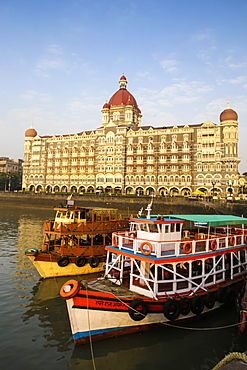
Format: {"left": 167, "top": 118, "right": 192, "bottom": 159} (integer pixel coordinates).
{"left": 112, "top": 230, "right": 247, "bottom": 258}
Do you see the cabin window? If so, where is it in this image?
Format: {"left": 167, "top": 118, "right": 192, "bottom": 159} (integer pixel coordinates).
{"left": 164, "top": 225, "right": 169, "bottom": 233}
{"left": 149, "top": 224, "right": 158, "bottom": 233}
{"left": 215, "top": 255, "right": 223, "bottom": 281}
{"left": 176, "top": 223, "right": 181, "bottom": 232}
{"left": 140, "top": 223, "right": 148, "bottom": 232}
{"left": 80, "top": 212, "right": 86, "bottom": 219}
{"left": 171, "top": 223, "right": 175, "bottom": 232}
{"left": 192, "top": 261, "right": 202, "bottom": 277}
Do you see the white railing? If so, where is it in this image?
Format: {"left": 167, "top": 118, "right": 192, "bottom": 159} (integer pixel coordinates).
{"left": 112, "top": 231, "right": 247, "bottom": 258}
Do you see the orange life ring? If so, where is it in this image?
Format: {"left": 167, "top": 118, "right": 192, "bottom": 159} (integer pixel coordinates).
{"left": 182, "top": 242, "right": 192, "bottom": 254}
{"left": 112, "top": 235, "right": 118, "bottom": 247}
{"left": 60, "top": 279, "right": 80, "bottom": 299}
{"left": 229, "top": 236, "right": 235, "bottom": 246}
{"left": 210, "top": 239, "right": 217, "bottom": 251}
{"left": 244, "top": 235, "right": 247, "bottom": 244}
{"left": 140, "top": 242, "right": 152, "bottom": 255}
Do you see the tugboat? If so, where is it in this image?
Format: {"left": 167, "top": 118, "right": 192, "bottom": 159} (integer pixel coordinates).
{"left": 60, "top": 202, "right": 247, "bottom": 344}
{"left": 25, "top": 197, "right": 129, "bottom": 278}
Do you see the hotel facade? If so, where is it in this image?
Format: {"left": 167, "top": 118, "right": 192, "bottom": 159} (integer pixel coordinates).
{"left": 22, "top": 75, "right": 240, "bottom": 197}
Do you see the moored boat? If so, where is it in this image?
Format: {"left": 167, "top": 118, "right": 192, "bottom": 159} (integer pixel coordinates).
{"left": 60, "top": 204, "right": 247, "bottom": 344}
{"left": 25, "top": 198, "right": 129, "bottom": 278}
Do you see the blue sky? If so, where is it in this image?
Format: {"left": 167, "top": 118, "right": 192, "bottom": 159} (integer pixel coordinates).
{"left": 1, "top": 0, "right": 247, "bottom": 173}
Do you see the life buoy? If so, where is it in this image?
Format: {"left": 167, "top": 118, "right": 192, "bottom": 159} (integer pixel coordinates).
{"left": 140, "top": 242, "right": 152, "bottom": 256}
{"left": 191, "top": 296, "right": 204, "bottom": 315}
{"left": 89, "top": 255, "right": 100, "bottom": 268}
{"left": 75, "top": 256, "right": 86, "bottom": 267}
{"left": 25, "top": 248, "right": 38, "bottom": 256}
{"left": 128, "top": 299, "right": 148, "bottom": 321}
{"left": 210, "top": 239, "right": 217, "bottom": 251}
{"left": 182, "top": 242, "right": 192, "bottom": 254}
{"left": 57, "top": 256, "right": 70, "bottom": 267}
{"left": 163, "top": 299, "right": 180, "bottom": 320}
{"left": 179, "top": 297, "right": 191, "bottom": 316}
{"left": 112, "top": 235, "right": 118, "bottom": 247}
{"left": 204, "top": 292, "right": 215, "bottom": 309}
{"left": 60, "top": 279, "right": 80, "bottom": 299}
{"left": 244, "top": 235, "right": 247, "bottom": 244}
{"left": 229, "top": 236, "right": 235, "bottom": 246}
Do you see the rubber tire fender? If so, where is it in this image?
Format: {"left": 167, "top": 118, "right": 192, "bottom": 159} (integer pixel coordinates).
{"left": 204, "top": 292, "right": 216, "bottom": 309}
{"left": 57, "top": 256, "right": 70, "bottom": 267}
{"left": 163, "top": 299, "right": 180, "bottom": 321}
{"left": 179, "top": 297, "right": 191, "bottom": 316}
{"left": 89, "top": 256, "right": 100, "bottom": 268}
{"left": 128, "top": 299, "right": 148, "bottom": 321}
{"left": 191, "top": 296, "right": 204, "bottom": 315}
{"left": 217, "top": 287, "right": 228, "bottom": 303}
{"left": 75, "top": 256, "right": 86, "bottom": 267}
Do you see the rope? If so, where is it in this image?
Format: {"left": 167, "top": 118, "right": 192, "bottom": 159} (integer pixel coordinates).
{"left": 85, "top": 283, "right": 97, "bottom": 370}
{"left": 212, "top": 352, "right": 247, "bottom": 370}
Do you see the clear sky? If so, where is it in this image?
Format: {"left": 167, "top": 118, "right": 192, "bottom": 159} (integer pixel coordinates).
{"left": 1, "top": 0, "right": 247, "bottom": 173}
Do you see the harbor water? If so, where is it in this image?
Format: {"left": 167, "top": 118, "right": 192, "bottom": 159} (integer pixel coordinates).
{"left": 1, "top": 204, "right": 247, "bottom": 370}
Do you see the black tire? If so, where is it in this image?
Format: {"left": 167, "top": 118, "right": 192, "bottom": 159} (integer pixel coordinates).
{"left": 179, "top": 297, "right": 191, "bottom": 315}
{"left": 217, "top": 287, "right": 228, "bottom": 303}
{"left": 205, "top": 292, "right": 216, "bottom": 309}
{"left": 57, "top": 256, "right": 70, "bottom": 267}
{"left": 89, "top": 256, "right": 100, "bottom": 268}
{"left": 163, "top": 299, "right": 180, "bottom": 320}
{"left": 75, "top": 256, "right": 86, "bottom": 267}
{"left": 191, "top": 296, "right": 204, "bottom": 315}
{"left": 226, "top": 290, "right": 236, "bottom": 306}
{"left": 128, "top": 299, "right": 148, "bottom": 321}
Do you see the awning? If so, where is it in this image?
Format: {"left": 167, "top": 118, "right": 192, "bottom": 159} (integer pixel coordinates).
{"left": 152, "top": 214, "right": 247, "bottom": 227}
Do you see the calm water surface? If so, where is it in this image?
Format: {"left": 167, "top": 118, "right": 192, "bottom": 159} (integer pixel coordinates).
{"left": 0, "top": 205, "right": 247, "bottom": 370}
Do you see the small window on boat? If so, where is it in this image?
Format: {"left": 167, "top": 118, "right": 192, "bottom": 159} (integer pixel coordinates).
{"left": 176, "top": 223, "right": 181, "bottom": 232}
{"left": 165, "top": 225, "right": 169, "bottom": 233}
{"left": 140, "top": 223, "right": 148, "bottom": 232}
{"left": 149, "top": 223, "right": 158, "bottom": 233}
{"left": 80, "top": 212, "right": 86, "bottom": 219}
{"left": 171, "top": 223, "right": 175, "bottom": 232}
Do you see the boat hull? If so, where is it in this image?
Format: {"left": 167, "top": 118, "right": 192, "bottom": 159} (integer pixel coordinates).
{"left": 27, "top": 255, "right": 104, "bottom": 278}
{"left": 64, "top": 285, "right": 225, "bottom": 345}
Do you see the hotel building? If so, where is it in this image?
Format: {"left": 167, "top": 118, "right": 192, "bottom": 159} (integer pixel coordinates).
{"left": 22, "top": 75, "right": 240, "bottom": 196}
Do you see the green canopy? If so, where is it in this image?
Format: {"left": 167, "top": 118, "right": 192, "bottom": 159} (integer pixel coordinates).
{"left": 153, "top": 214, "right": 247, "bottom": 227}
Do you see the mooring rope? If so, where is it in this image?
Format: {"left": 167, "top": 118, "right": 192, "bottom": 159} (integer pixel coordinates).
{"left": 212, "top": 352, "right": 247, "bottom": 370}
{"left": 85, "top": 283, "right": 97, "bottom": 370}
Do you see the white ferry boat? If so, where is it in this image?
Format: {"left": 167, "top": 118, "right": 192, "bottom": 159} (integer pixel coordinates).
{"left": 60, "top": 205, "right": 247, "bottom": 344}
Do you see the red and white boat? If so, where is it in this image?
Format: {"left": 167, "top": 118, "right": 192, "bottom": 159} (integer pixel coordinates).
{"left": 60, "top": 203, "right": 247, "bottom": 344}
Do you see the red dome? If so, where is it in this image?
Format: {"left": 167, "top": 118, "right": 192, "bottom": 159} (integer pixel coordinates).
{"left": 102, "top": 102, "right": 110, "bottom": 109}
{"left": 120, "top": 75, "right": 127, "bottom": 81}
{"left": 220, "top": 107, "right": 238, "bottom": 122}
{"left": 108, "top": 89, "right": 138, "bottom": 109}
{"left": 25, "top": 127, "right": 37, "bottom": 137}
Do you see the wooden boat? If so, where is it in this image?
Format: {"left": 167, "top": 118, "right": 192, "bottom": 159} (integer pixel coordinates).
{"left": 25, "top": 198, "right": 129, "bottom": 278}
{"left": 60, "top": 203, "right": 247, "bottom": 344}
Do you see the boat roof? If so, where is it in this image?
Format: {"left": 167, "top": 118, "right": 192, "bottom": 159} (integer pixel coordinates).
{"left": 151, "top": 214, "right": 247, "bottom": 226}
{"left": 130, "top": 217, "right": 184, "bottom": 224}
{"left": 54, "top": 206, "right": 119, "bottom": 212}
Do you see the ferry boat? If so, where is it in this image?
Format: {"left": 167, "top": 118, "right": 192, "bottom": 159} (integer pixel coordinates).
{"left": 25, "top": 198, "right": 129, "bottom": 278}
{"left": 60, "top": 203, "right": 247, "bottom": 344}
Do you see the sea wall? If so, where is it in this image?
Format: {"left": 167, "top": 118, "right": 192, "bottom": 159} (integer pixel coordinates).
{"left": 1, "top": 191, "right": 247, "bottom": 217}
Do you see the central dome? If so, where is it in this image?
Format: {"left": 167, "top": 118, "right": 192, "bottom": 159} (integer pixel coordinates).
{"left": 107, "top": 75, "right": 139, "bottom": 110}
